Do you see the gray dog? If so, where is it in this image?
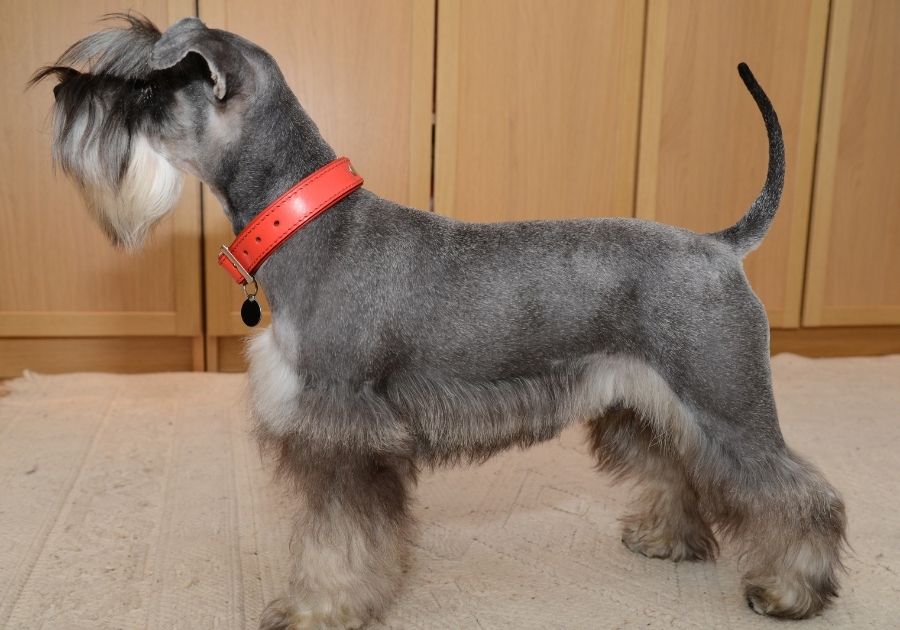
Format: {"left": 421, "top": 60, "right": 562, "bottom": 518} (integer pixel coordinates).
{"left": 33, "top": 14, "right": 846, "bottom": 628}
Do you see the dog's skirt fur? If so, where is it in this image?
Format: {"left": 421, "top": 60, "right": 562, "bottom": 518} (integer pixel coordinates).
{"left": 34, "top": 15, "right": 846, "bottom": 628}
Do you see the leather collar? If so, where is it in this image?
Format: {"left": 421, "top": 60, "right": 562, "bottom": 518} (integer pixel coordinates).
{"left": 218, "top": 157, "right": 363, "bottom": 285}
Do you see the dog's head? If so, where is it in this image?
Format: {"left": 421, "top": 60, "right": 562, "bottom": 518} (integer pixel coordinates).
{"left": 31, "top": 14, "right": 308, "bottom": 247}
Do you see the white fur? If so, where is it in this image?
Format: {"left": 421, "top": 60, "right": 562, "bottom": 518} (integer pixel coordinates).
{"left": 93, "top": 135, "right": 183, "bottom": 247}
{"left": 580, "top": 355, "right": 701, "bottom": 455}
{"left": 57, "top": 109, "right": 183, "bottom": 247}
{"left": 246, "top": 324, "right": 301, "bottom": 435}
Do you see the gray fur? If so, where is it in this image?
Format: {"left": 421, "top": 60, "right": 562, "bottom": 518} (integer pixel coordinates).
{"left": 151, "top": 17, "right": 231, "bottom": 99}
{"left": 30, "top": 14, "right": 162, "bottom": 187}
{"left": 712, "top": 62, "right": 786, "bottom": 255}
{"left": 33, "top": 15, "right": 846, "bottom": 627}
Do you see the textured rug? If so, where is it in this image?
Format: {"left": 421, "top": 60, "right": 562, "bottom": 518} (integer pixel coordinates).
{"left": 0, "top": 354, "right": 898, "bottom": 629}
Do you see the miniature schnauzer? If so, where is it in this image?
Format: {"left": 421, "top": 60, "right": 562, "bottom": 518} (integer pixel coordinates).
{"left": 33, "top": 14, "right": 846, "bottom": 629}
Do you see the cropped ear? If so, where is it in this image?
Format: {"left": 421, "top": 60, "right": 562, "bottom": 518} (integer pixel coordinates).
{"left": 150, "top": 17, "right": 231, "bottom": 99}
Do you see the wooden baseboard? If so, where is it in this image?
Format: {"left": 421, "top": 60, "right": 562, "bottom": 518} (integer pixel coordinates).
{"left": 770, "top": 326, "right": 900, "bottom": 357}
{"left": 0, "top": 337, "right": 202, "bottom": 378}
{"left": 214, "top": 335, "right": 250, "bottom": 372}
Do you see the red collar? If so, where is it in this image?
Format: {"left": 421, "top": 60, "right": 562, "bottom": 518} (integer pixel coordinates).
{"left": 218, "top": 157, "right": 363, "bottom": 285}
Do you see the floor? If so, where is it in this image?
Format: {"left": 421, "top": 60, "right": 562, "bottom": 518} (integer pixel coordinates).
{"left": 0, "top": 354, "right": 898, "bottom": 629}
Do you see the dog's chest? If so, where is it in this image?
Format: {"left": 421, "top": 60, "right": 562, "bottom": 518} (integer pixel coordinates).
{"left": 245, "top": 325, "right": 302, "bottom": 435}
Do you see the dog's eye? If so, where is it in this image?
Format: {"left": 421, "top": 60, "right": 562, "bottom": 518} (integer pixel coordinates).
{"left": 137, "top": 83, "right": 154, "bottom": 104}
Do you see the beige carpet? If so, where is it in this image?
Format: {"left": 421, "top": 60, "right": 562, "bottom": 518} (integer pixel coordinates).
{"left": 0, "top": 354, "right": 898, "bottom": 629}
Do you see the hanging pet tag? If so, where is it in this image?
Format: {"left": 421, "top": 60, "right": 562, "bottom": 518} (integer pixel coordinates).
{"left": 240, "top": 280, "right": 262, "bottom": 327}
{"left": 241, "top": 296, "right": 261, "bottom": 327}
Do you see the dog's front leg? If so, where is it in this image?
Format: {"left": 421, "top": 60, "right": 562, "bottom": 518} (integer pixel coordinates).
{"left": 260, "top": 453, "right": 416, "bottom": 630}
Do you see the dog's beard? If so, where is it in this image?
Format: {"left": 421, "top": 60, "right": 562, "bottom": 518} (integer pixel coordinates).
{"left": 56, "top": 124, "right": 182, "bottom": 249}
{"left": 84, "top": 134, "right": 183, "bottom": 249}
{"left": 50, "top": 95, "right": 183, "bottom": 249}
{"left": 29, "top": 13, "right": 183, "bottom": 248}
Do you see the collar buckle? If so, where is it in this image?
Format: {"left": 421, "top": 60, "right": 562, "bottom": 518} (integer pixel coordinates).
{"left": 219, "top": 244, "right": 255, "bottom": 286}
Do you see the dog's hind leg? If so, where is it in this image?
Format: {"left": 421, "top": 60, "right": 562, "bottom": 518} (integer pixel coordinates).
{"left": 734, "top": 452, "right": 845, "bottom": 619}
{"left": 687, "top": 404, "right": 847, "bottom": 619}
{"left": 258, "top": 441, "right": 416, "bottom": 630}
{"left": 661, "top": 322, "right": 846, "bottom": 619}
{"left": 587, "top": 407, "right": 718, "bottom": 562}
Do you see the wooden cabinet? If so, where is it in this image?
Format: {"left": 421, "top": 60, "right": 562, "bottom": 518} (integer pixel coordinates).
{"left": 637, "top": 0, "right": 829, "bottom": 328}
{"left": 0, "top": 0, "right": 203, "bottom": 376}
{"left": 199, "top": 0, "right": 435, "bottom": 369}
{"left": 1, "top": 0, "right": 898, "bottom": 376}
{"left": 803, "top": 0, "right": 900, "bottom": 326}
{"left": 434, "top": 0, "right": 644, "bottom": 221}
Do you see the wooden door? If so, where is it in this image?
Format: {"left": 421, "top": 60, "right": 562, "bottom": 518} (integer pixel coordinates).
{"left": 637, "top": 0, "right": 829, "bottom": 328}
{"left": 803, "top": 0, "right": 900, "bottom": 326}
{"left": 434, "top": 0, "right": 644, "bottom": 223}
{"left": 0, "top": 0, "right": 203, "bottom": 376}
{"left": 199, "top": 0, "right": 436, "bottom": 370}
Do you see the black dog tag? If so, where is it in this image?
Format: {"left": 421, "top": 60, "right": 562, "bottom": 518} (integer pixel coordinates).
{"left": 241, "top": 296, "right": 262, "bottom": 327}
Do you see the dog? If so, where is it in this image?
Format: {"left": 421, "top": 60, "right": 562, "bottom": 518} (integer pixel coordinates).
{"left": 33, "top": 14, "right": 846, "bottom": 628}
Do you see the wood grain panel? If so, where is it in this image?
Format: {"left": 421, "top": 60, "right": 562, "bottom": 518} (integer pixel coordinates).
{"left": 0, "top": 337, "right": 199, "bottom": 378}
{"left": 637, "top": 0, "right": 828, "bottom": 327}
{"left": 200, "top": 0, "right": 435, "bottom": 340}
{"left": 803, "top": 0, "right": 900, "bottom": 326}
{"left": 434, "top": 0, "right": 644, "bottom": 222}
{"left": 0, "top": 0, "right": 202, "bottom": 338}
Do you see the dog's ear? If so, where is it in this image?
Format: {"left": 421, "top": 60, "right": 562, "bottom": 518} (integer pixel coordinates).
{"left": 150, "top": 17, "right": 232, "bottom": 99}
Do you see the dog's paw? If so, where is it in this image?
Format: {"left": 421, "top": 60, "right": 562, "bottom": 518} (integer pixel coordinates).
{"left": 259, "top": 599, "right": 365, "bottom": 630}
{"left": 744, "top": 577, "right": 829, "bottom": 620}
{"left": 621, "top": 515, "right": 718, "bottom": 562}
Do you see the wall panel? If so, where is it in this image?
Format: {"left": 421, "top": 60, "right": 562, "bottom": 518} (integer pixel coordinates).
{"left": 637, "top": 0, "right": 828, "bottom": 327}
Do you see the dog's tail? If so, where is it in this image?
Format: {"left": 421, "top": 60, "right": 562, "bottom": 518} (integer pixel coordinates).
{"left": 711, "top": 63, "right": 785, "bottom": 256}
